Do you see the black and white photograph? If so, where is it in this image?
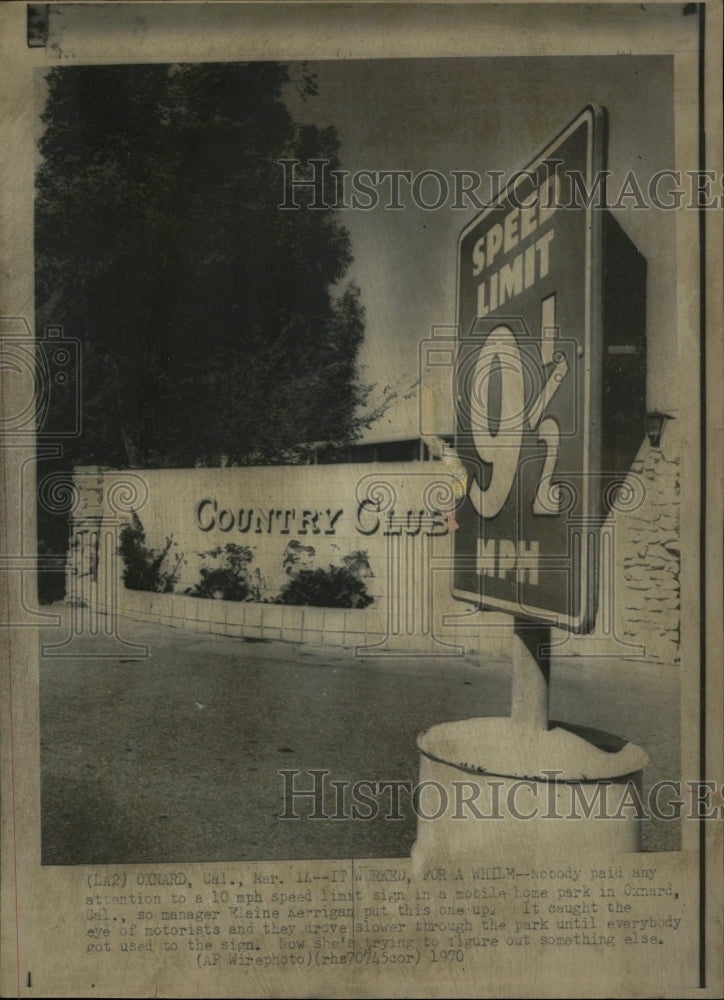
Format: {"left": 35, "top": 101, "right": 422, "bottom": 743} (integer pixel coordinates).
{"left": 1, "top": 2, "right": 721, "bottom": 997}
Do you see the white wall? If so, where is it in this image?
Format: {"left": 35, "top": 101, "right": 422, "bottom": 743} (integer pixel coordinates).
{"left": 67, "top": 450, "right": 679, "bottom": 663}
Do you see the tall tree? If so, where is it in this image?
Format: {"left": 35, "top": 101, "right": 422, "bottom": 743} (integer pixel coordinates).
{"left": 36, "top": 62, "right": 368, "bottom": 467}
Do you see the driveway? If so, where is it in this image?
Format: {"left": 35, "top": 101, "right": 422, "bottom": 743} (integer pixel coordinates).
{"left": 39, "top": 610, "right": 680, "bottom": 864}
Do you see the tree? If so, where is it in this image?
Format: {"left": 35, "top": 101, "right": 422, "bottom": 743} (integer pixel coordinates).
{"left": 35, "top": 61, "right": 369, "bottom": 467}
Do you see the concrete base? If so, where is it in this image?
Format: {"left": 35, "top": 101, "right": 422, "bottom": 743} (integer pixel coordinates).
{"left": 411, "top": 717, "right": 648, "bottom": 867}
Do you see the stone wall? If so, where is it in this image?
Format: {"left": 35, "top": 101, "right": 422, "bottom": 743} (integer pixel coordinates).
{"left": 66, "top": 462, "right": 511, "bottom": 656}
{"left": 620, "top": 432, "right": 680, "bottom": 661}
{"left": 550, "top": 424, "right": 680, "bottom": 664}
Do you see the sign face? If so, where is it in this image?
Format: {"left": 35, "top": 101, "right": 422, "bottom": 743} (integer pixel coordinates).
{"left": 452, "top": 106, "right": 607, "bottom": 631}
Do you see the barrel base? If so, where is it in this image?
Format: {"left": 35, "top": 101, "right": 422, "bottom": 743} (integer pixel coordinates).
{"left": 411, "top": 717, "right": 648, "bottom": 867}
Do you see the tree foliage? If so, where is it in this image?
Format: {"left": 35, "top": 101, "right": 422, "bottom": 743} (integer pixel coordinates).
{"left": 36, "top": 62, "right": 368, "bottom": 467}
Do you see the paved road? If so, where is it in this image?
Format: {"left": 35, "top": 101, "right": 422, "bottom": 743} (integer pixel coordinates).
{"left": 40, "top": 611, "right": 680, "bottom": 864}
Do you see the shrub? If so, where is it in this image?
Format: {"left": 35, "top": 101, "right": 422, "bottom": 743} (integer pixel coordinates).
{"left": 186, "top": 543, "right": 259, "bottom": 601}
{"left": 118, "top": 512, "right": 182, "bottom": 593}
{"left": 275, "top": 544, "right": 373, "bottom": 608}
{"left": 282, "top": 539, "right": 316, "bottom": 576}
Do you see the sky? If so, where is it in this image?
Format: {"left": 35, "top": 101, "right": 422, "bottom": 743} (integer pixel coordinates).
{"left": 283, "top": 54, "right": 676, "bottom": 441}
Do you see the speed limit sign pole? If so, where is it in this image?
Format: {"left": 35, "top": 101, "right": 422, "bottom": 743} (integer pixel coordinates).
{"left": 510, "top": 622, "right": 549, "bottom": 730}
{"left": 412, "top": 106, "right": 650, "bottom": 865}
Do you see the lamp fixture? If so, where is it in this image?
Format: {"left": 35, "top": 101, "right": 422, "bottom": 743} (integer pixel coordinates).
{"left": 645, "top": 411, "right": 674, "bottom": 449}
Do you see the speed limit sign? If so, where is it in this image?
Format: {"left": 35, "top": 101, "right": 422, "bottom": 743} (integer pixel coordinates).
{"left": 452, "top": 105, "right": 646, "bottom": 632}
